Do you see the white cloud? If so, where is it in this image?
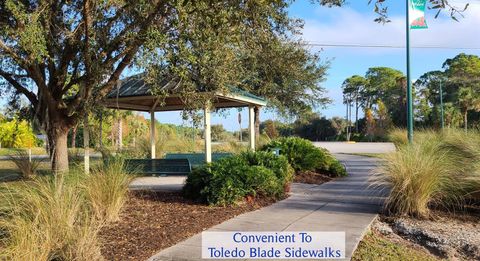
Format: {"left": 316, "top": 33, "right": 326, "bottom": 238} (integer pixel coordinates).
{"left": 300, "top": 3, "right": 480, "bottom": 54}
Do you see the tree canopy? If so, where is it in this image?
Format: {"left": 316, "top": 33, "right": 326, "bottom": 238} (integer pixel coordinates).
{"left": 416, "top": 53, "right": 480, "bottom": 129}
{"left": 0, "top": 0, "right": 469, "bottom": 171}
{"left": 341, "top": 53, "right": 480, "bottom": 139}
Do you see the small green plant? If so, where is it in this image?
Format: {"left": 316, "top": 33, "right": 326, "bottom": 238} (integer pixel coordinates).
{"left": 9, "top": 150, "right": 41, "bottom": 179}
{"left": 183, "top": 151, "right": 292, "bottom": 205}
{"left": 0, "top": 175, "right": 103, "bottom": 260}
{"left": 82, "top": 157, "right": 135, "bottom": 223}
{"left": 261, "top": 137, "right": 346, "bottom": 177}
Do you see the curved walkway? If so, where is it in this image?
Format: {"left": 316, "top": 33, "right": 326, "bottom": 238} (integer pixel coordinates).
{"left": 149, "top": 154, "right": 386, "bottom": 261}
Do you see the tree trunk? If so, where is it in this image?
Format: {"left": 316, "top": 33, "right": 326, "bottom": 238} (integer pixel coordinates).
{"left": 254, "top": 106, "right": 260, "bottom": 146}
{"left": 355, "top": 99, "right": 359, "bottom": 133}
{"left": 47, "top": 126, "right": 69, "bottom": 173}
{"left": 99, "top": 112, "right": 103, "bottom": 148}
{"left": 71, "top": 125, "right": 77, "bottom": 148}
{"left": 464, "top": 110, "right": 468, "bottom": 131}
{"left": 348, "top": 101, "right": 352, "bottom": 134}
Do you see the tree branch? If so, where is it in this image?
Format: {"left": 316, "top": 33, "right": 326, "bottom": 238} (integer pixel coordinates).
{"left": 0, "top": 69, "right": 38, "bottom": 105}
{"left": 0, "top": 40, "right": 27, "bottom": 69}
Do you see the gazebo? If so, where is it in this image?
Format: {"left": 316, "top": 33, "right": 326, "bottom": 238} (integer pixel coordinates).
{"left": 102, "top": 74, "right": 267, "bottom": 163}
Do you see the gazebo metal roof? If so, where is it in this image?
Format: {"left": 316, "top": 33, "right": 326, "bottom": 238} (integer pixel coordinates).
{"left": 103, "top": 74, "right": 267, "bottom": 112}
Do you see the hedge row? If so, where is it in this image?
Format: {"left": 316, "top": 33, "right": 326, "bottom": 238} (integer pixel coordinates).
{"left": 261, "top": 137, "right": 347, "bottom": 177}
{"left": 183, "top": 137, "right": 346, "bottom": 205}
{"left": 183, "top": 151, "right": 294, "bottom": 206}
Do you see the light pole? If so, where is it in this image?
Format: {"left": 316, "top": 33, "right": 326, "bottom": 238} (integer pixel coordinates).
{"left": 406, "top": 0, "right": 414, "bottom": 143}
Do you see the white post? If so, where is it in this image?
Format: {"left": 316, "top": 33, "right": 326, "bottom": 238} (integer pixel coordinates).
{"left": 248, "top": 105, "right": 255, "bottom": 150}
{"left": 150, "top": 111, "right": 156, "bottom": 159}
{"left": 204, "top": 104, "right": 212, "bottom": 163}
{"left": 84, "top": 115, "right": 90, "bottom": 174}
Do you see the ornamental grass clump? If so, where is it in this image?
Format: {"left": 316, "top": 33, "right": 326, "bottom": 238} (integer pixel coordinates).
{"left": 376, "top": 129, "right": 480, "bottom": 218}
{"left": 9, "top": 150, "right": 41, "bottom": 179}
{"left": 0, "top": 175, "right": 103, "bottom": 261}
{"left": 82, "top": 157, "right": 134, "bottom": 223}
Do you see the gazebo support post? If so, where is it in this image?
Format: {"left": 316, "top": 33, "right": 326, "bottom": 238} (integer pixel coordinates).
{"left": 248, "top": 105, "right": 255, "bottom": 150}
{"left": 204, "top": 103, "right": 212, "bottom": 163}
{"left": 150, "top": 111, "right": 156, "bottom": 159}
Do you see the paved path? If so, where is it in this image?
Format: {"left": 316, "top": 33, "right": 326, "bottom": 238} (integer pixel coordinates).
{"left": 149, "top": 154, "right": 386, "bottom": 261}
{"left": 313, "top": 142, "right": 395, "bottom": 154}
{"left": 129, "top": 176, "right": 186, "bottom": 192}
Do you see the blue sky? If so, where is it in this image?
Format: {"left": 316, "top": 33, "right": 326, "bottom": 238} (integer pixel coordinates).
{"left": 154, "top": 0, "right": 480, "bottom": 131}
{"left": 3, "top": 1, "right": 479, "bottom": 131}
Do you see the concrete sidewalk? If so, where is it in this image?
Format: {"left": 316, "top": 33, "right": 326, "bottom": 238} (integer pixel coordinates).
{"left": 149, "top": 154, "right": 386, "bottom": 261}
{"left": 313, "top": 142, "right": 395, "bottom": 154}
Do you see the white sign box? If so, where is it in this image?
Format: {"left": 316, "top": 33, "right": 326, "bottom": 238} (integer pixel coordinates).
{"left": 202, "top": 231, "right": 345, "bottom": 259}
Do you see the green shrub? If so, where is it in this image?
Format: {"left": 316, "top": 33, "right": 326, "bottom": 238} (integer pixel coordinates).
{"left": 261, "top": 137, "right": 346, "bottom": 177}
{"left": 326, "top": 157, "right": 347, "bottom": 177}
{"left": 183, "top": 151, "right": 292, "bottom": 205}
{"left": 375, "top": 129, "right": 480, "bottom": 218}
{"left": 239, "top": 150, "right": 294, "bottom": 185}
{"left": 243, "top": 166, "right": 280, "bottom": 197}
{"left": 0, "top": 119, "right": 38, "bottom": 148}
{"left": 261, "top": 137, "right": 323, "bottom": 171}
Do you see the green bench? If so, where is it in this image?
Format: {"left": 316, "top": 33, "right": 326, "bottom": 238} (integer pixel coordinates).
{"left": 125, "top": 158, "right": 192, "bottom": 176}
{"left": 164, "top": 153, "right": 232, "bottom": 166}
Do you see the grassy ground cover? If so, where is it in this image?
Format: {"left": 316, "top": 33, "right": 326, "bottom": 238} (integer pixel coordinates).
{"left": 343, "top": 152, "right": 384, "bottom": 158}
{"left": 353, "top": 230, "right": 439, "bottom": 261}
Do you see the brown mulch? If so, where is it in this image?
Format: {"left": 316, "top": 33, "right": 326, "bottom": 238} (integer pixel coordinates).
{"left": 99, "top": 191, "right": 277, "bottom": 261}
{"left": 293, "top": 170, "right": 332, "bottom": 185}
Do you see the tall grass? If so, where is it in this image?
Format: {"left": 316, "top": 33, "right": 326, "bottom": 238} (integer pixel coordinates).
{"left": 376, "top": 128, "right": 480, "bottom": 218}
{"left": 212, "top": 140, "right": 247, "bottom": 153}
{"left": 82, "top": 157, "right": 134, "bottom": 222}
{"left": 0, "top": 175, "right": 103, "bottom": 260}
{"left": 0, "top": 156, "right": 133, "bottom": 260}
{"left": 9, "top": 150, "right": 41, "bottom": 179}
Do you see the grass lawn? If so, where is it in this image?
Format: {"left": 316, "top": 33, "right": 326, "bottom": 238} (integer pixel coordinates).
{"left": 0, "top": 158, "right": 103, "bottom": 182}
{"left": 0, "top": 147, "right": 48, "bottom": 156}
{"left": 352, "top": 230, "right": 440, "bottom": 261}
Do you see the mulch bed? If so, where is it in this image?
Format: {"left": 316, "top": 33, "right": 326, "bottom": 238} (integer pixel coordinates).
{"left": 293, "top": 170, "right": 332, "bottom": 185}
{"left": 99, "top": 191, "right": 277, "bottom": 261}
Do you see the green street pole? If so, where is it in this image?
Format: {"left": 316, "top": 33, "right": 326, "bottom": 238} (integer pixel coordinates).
{"left": 440, "top": 81, "right": 445, "bottom": 129}
{"left": 406, "top": 0, "right": 414, "bottom": 143}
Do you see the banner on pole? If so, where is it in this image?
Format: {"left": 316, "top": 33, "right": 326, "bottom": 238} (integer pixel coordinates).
{"left": 410, "top": 0, "right": 428, "bottom": 29}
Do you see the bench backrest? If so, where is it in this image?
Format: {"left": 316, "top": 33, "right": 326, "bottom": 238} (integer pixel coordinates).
{"left": 125, "top": 158, "right": 191, "bottom": 176}
{"left": 165, "top": 153, "right": 232, "bottom": 166}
